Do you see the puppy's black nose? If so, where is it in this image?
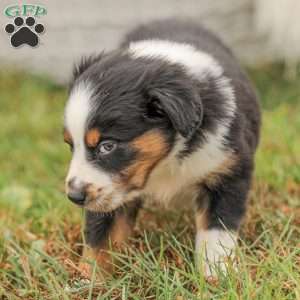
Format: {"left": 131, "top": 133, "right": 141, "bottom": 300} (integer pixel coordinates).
{"left": 67, "top": 190, "right": 86, "bottom": 206}
{"left": 67, "top": 178, "right": 86, "bottom": 206}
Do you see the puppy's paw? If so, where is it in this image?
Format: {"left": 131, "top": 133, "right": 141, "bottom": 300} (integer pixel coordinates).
{"left": 195, "top": 229, "right": 237, "bottom": 279}
{"left": 203, "top": 254, "right": 237, "bottom": 280}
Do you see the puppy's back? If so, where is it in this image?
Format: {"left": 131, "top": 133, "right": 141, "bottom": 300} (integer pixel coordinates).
{"left": 121, "top": 19, "right": 261, "bottom": 152}
{"left": 122, "top": 19, "right": 241, "bottom": 79}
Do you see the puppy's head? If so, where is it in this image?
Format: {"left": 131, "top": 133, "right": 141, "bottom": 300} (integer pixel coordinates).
{"left": 64, "top": 51, "right": 202, "bottom": 212}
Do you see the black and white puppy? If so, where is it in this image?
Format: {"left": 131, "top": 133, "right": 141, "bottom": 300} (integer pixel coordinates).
{"left": 63, "top": 19, "right": 261, "bottom": 277}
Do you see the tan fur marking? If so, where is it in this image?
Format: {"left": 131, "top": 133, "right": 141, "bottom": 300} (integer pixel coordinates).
{"left": 109, "top": 214, "right": 134, "bottom": 248}
{"left": 85, "top": 128, "right": 101, "bottom": 148}
{"left": 204, "top": 153, "right": 238, "bottom": 187}
{"left": 85, "top": 184, "right": 101, "bottom": 200}
{"left": 84, "top": 184, "right": 117, "bottom": 212}
{"left": 119, "top": 130, "right": 169, "bottom": 189}
{"left": 195, "top": 188, "right": 210, "bottom": 231}
{"left": 195, "top": 209, "right": 209, "bottom": 231}
{"left": 63, "top": 129, "right": 72, "bottom": 145}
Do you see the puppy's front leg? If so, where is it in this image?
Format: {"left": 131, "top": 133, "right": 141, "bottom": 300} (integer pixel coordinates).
{"left": 79, "top": 201, "right": 140, "bottom": 278}
{"left": 195, "top": 170, "right": 251, "bottom": 278}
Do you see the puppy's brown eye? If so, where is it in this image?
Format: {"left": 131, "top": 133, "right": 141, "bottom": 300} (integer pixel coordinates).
{"left": 98, "top": 140, "right": 117, "bottom": 155}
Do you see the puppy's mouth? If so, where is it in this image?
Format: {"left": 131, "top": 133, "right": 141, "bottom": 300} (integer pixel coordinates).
{"left": 66, "top": 180, "right": 142, "bottom": 213}
{"left": 66, "top": 184, "right": 124, "bottom": 213}
{"left": 84, "top": 192, "right": 122, "bottom": 213}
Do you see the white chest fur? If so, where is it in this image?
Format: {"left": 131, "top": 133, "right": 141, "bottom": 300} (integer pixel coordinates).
{"left": 143, "top": 134, "right": 233, "bottom": 207}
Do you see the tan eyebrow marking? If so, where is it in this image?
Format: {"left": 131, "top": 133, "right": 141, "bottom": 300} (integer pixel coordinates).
{"left": 63, "top": 129, "right": 73, "bottom": 145}
{"left": 118, "top": 130, "right": 169, "bottom": 189}
{"left": 85, "top": 128, "right": 101, "bottom": 148}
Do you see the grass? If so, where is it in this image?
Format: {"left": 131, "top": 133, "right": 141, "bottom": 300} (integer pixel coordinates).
{"left": 0, "top": 64, "right": 299, "bottom": 299}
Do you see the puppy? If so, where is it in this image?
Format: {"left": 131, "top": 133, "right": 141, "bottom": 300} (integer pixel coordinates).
{"left": 63, "top": 19, "right": 261, "bottom": 278}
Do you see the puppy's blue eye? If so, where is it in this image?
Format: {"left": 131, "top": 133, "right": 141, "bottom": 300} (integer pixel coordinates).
{"left": 98, "top": 141, "right": 117, "bottom": 155}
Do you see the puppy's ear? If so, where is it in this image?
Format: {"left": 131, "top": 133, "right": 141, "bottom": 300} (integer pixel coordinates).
{"left": 146, "top": 80, "right": 203, "bottom": 139}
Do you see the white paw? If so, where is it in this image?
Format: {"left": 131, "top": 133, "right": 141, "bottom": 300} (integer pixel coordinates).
{"left": 195, "top": 229, "right": 237, "bottom": 278}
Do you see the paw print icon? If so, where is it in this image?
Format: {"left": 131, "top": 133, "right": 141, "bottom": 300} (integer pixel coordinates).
{"left": 5, "top": 16, "right": 45, "bottom": 48}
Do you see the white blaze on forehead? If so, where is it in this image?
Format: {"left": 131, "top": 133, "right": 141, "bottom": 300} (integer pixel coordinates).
{"left": 65, "top": 84, "right": 92, "bottom": 141}
{"left": 64, "top": 84, "right": 112, "bottom": 187}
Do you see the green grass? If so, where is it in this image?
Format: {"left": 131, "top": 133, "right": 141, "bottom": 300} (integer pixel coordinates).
{"left": 0, "top": 65, "right": 299, "bottom": 299}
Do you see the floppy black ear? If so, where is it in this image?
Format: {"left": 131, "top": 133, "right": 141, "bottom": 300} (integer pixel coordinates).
{"left": 146, "top": 80, "right": 203, "bottom": 139}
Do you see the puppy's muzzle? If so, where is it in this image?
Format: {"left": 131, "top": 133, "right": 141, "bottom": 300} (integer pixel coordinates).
{"left": 66, "top": 177, "right": 86, "bottom": 206}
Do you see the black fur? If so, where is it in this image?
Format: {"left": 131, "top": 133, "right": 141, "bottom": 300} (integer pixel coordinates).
{"left": 72, "top": 52, "right": 105, "bottom": 86}
{"left": 85, "top": 201, "right": 141, "bottom": 248}
{"left": 85, "top": 210, "right": 115, "bottom": 248}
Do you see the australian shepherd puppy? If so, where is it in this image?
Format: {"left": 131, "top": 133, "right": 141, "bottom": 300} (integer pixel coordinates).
{"left": 63, "top": 19, "right": 261, "bottom": 278}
